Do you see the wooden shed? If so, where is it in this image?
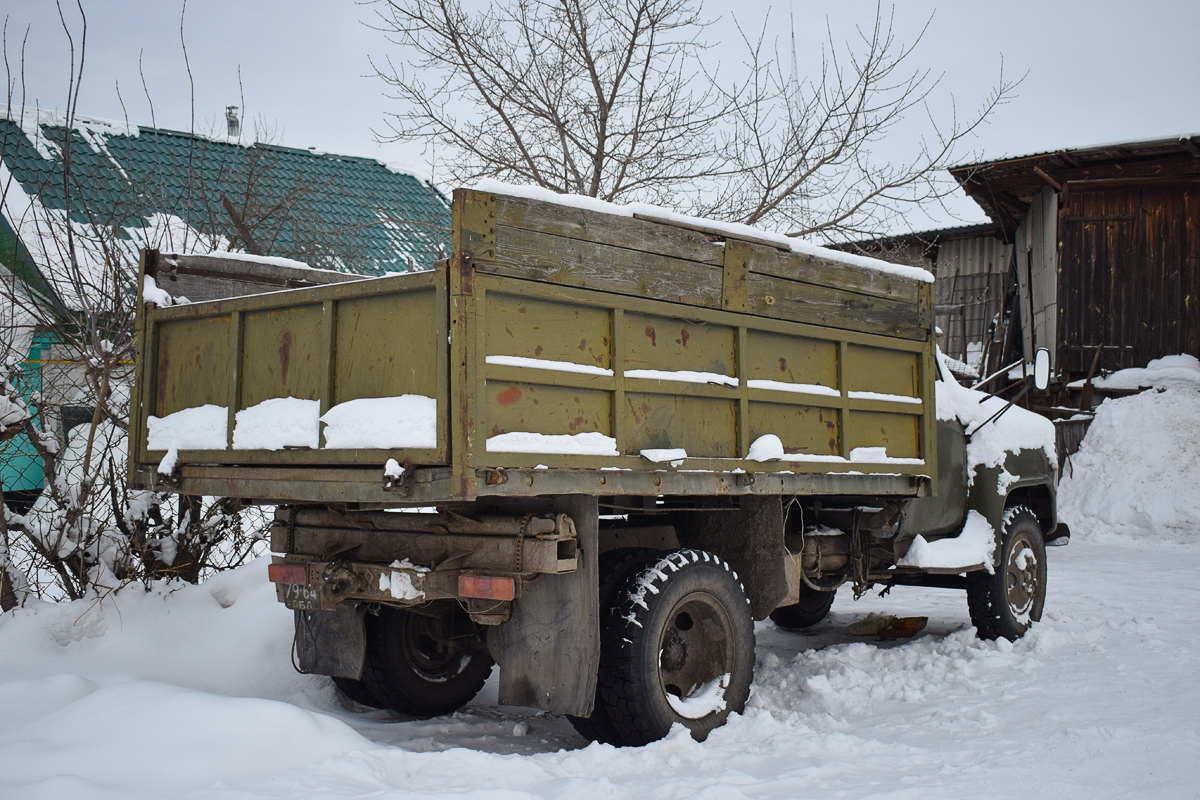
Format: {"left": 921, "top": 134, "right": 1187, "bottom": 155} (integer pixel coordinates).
{"left": 950, "top": 136, "right": 1200, "bottom": 380}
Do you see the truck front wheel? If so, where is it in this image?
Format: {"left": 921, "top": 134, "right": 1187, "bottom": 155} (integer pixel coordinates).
{"left": 593, "top": 549, "right": 755, "bottom": 746}
{"left": 360, "top": 605, "right": 494, "bottom": 718}
{"left": 966, "top": 505, "right": 1047, "bottom": 641}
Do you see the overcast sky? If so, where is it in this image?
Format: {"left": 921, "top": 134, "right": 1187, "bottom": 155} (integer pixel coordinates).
{"left": 6, "top": 0, "right": 1199, "bottom": 230}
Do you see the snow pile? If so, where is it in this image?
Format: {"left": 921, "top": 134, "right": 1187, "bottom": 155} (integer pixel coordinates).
{"left": 0, "top": 562, "right": 370, "bottom": 799}
{"left": 640, "top": 448, "right": 688, "bottom": 466}
{"left": 472, "top": 179, "right": 934, "bottom": 284}
{"left": 320, "top": 395, "right": 438, "bottom": 449}
{"left": 141, "top": 275, "right": 176, "bottom": 308}
{"left": 487, "top": 431, "right": 620, "bottom": 456}
{"left": 0, "top": 394, "right": 29, "bottom": 430}
{"left": 747, "top": 435, "right": 785, "bottom": 462}
{"left": 2, "top": 541, "right": 1200, "bottom": 796}
{"left": 233, "top": 397, "right": 320, "bottom": 450}
{"left": 207, "top": 251, "right": 315, "bottom": 271}
{"left": 146, "top": 405, "right": 228, "bottom": 450}
{"left": 379, "top": 560, "right": 426, "bottom": 601}
{"left": 847, "top": 390, "right": 921, "bottom": 405}
{"left": 898, "top": 510, "right": 995, "bottom": 572}
{"left": 1067, "top": 353, "right": 1200, "bottom": 391}
{"left": 666, "top": 674, "right": 729, "bottom": 719}
{"left": 148, "top": 396, "right": 439, "bottom": 453}
{"left": 1058, "top": 386, "right": 1200, "bottom": 543}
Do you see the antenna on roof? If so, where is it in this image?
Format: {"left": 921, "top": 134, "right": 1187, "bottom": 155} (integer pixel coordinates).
{"left": 225, "top": 106, "right": 240, "bottom": 139}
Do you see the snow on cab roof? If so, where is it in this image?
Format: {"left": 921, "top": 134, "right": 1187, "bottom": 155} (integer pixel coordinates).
{"left": 472, "top": 179, "right": 934, "bottom": 284}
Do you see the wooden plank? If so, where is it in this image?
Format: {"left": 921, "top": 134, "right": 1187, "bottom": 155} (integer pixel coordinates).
{"left": 740, "top": 240, "right": 922, "bottom": 304}
{"left": 227, "top": 310, "right": 244, "bottom": 448}
{"left": 130, "top": 249, "right": 155, "bottom": 475}
{"left": 632, "top": 211, "right": 790, "bottom": 253}
{"left": 493, "top": 194, "right": 726, "bottom": 266}
{"left": 147, "top": 269, "right": 437, "bottom": 322}
{"left": 154, "top": 252, "right": 359, "bottom": 303}
{"left": 746, "top": 271, "right": 925, "bottom": 340}
{"left": 483, "top": 224, "right": 724, "bottom": 310}
{"left": 484, "top": 291, "right": 613, "bottom": 371}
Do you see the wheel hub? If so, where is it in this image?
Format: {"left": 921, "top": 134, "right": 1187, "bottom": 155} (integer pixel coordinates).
{"left": 658, "top": 592, "right": 732, "bottom": 702}
{"left": 1005, "top": 535, "right": 1039, "bottom": 618}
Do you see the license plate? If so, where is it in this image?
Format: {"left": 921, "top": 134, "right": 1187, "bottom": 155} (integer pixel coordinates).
{"left": 280, "top": 582, "right": 320, "bottom": 611}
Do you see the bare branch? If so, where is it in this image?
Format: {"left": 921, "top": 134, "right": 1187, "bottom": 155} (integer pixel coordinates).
{"left": 368, "top": 0, "right": 1019, "bottom": 238}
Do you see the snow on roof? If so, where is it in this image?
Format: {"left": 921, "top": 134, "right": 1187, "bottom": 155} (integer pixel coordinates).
{"left": 2, "top": 106, "right": 140, "bottom": 161}
{"left": 0, "top": 109, "right": 452, "bottom": 296}
{"left": 952, "top": 131, "right": 1200, "bottom": 172}
{"left": 472, "top": 179, "right": 934, "bottom": 284}
{"left": 380, "top": 160, "right": 434, "bottom": 184}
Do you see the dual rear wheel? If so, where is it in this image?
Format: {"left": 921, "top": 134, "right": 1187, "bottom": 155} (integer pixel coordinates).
{"left": 570, "top": 548, "right": 756, "bottom": 747}
{"left": 335, "top": 548, "right": 756, "bottom": 748}
{"left": 332, "top": 604, "right": 493, "bottom": 717}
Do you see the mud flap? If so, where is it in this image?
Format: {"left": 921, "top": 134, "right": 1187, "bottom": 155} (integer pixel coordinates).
{"left": 295, "top": 606, "right": 367, "bottom": 680}
{"left": 490, "top": 495, "right": 599, "bottom": 716}
{"left": 673, "top": 496, "right": 789, "bottom": 620}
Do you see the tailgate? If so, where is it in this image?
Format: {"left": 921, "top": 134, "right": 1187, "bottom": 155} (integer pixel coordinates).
{"left": 128, "top": 256, "right": 449, "bottom": 482}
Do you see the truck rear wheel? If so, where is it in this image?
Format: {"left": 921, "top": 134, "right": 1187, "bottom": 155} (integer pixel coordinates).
{"left": 361, "top": 605, "right": 494, "bottom": 718}
{"left": 966, "top": 506, "right": 1047, "bottom": 641}
{"left": 769, "top": 584, "right": 838, "bottom": 631}
{"left": 594, "top": 549, "right": 755, "bottom": 746}
{"left": 567, "top": 547, "right": 652, "bottom": 744}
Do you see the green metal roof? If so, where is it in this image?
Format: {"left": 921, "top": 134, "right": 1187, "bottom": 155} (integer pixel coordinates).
{"left": 0, "top": 113, "right": 450, "bottom": 280}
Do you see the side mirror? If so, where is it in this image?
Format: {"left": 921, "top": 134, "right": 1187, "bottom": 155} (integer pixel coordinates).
{"left": 1033, "top": 348, "right": 1051, "bottom": 392}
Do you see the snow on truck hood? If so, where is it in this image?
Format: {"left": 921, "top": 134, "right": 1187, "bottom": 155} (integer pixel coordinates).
{"left": 935, "top": 351, "right": 1057, "bottom": 487}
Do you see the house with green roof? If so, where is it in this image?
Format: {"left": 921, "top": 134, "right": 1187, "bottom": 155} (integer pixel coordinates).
{"left": 0, "top": 108, "right": 451, "bottom": 504}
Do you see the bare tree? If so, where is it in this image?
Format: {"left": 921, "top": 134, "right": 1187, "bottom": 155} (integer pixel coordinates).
{"left": 0, "top": 9, "right": 272, "bottom": 606}
{"left": 699, "top": 9, "right": 1016, "bottom": 240}
{"left": 370, "top": 0, "right": 733, "bottom": 208}
{"left": 369, "top": 0, "right": 1018, "bottom": 240}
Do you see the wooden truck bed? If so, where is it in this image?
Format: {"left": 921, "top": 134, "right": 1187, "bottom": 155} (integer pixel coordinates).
{"left": 129, "top": 188, "right": 936, "bottom": 504}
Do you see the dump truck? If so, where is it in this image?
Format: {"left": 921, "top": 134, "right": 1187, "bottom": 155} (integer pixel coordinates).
{"left": 128, "top": 186, "right": 1066, "bottom": 746}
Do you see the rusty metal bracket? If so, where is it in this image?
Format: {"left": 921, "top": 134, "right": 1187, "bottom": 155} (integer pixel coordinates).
{"left": 917, "top": 283, "right": 933, "bottom": 328}
{"left": 286, "top": 506, "right": 298, "bottom": 553}
{"left": 382, "top": 457, "right": 416, "bottom": 496}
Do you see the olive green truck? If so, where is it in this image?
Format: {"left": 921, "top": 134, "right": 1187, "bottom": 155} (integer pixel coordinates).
{"left": 129, "top": 187, "right": 1066, "bottom": 746}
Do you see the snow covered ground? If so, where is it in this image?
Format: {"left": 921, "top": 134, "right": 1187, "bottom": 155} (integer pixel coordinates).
{"left": 2, "top": 387, "right": 1199, "bottom": 799}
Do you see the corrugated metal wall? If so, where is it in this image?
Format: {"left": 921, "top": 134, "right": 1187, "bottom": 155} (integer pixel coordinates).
{"left": 934, "top": 236, "right": 1012, "bottom": 370}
